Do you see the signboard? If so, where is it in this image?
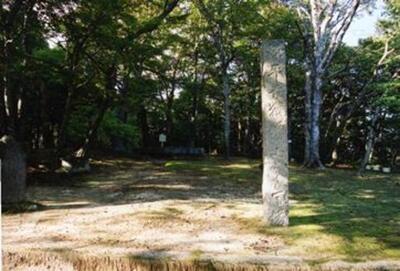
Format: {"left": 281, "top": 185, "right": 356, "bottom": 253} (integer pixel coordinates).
{"left": 159, "top": 133, "right": 167, "bottom": 148}
{"left": 159, "top": 134, "right": 167, "bottom": 143}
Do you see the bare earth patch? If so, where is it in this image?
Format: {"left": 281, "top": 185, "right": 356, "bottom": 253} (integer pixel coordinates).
{"left": 2, "top": 157, "right": 400, "bottom": 270}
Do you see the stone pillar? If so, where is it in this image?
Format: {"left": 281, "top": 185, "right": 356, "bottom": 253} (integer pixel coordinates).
{"left": 261, "top": 40, "right": 289, "bottom": 226}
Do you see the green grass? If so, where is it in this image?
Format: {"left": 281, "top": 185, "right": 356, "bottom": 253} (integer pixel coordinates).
{"left": 165, "top": 158, "right": 400, "bottom": 262}
{"left": 165, "top": 158, "right": 261, "bottom": 185}
{"left": 20, "top": 157, "right": 399, "bottom": 263}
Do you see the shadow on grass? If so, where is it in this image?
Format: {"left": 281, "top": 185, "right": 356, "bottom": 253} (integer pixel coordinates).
{"left": 17, "top": 157, "right": 263, "bottom": 213}
{"left": 8, "top": 157, "right": 400, "bottom": 261}
{"left": 284, "top": 167, "right": 399, "bottom": 260}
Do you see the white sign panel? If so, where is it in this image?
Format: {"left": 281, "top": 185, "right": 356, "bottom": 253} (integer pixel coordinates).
{"left": 159, "top": 134, "right": 167, "bottom": 143}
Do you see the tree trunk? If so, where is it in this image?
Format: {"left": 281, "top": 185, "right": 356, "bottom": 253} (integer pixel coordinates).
{"left": 138, "top": 105, "right": 149, "bottom": 148}
{"left": 74, "top": 65, "right": 116, "bottom": 160}
{"left": 189, "top": 51, "right": 201, "bottom": 148}
{"left": 57, "top": 42, "right": 86, "bottom": 153}
{"left": 57, "top": 82, "right": 75, "bottom": 153}
{"left": 0, "top": 135, "right": 26, "bottom": 203}
{"left": 303, "top": 68, "right": 312, "bottom": 164}
{"left": 330, "top": 137, "right": 341, "bottom": 166}
{"left": 166, "top": 102, "right": 173, "bottom": 142}
{"left": 74, "top": 98, "right": 110, "bottom": 160}
{"left": 243, "top": 116, "right": 250, "bottom": 155}
{"left": 391, "top": 150, "right": 398, "bottom": 169}
{"left": 190, "top": 81, "right": 200, "bottom": 148}
{"left": 112, "top": 109, "right": 128, "bottom": 153}
{"left": 4, "top": 80, "right": 18, "bottom": 136}
{"left": 222, "top": 70, "right": 231, "bottom": 159}
{"left": 39, "top": 82, "right": 55, "bottom": 149}
{"left": 358, "top": 109, "right": 380, "bottom": 176}
{"left": 309, "top": 80, "right": 324, "bottom": 167}
{"left": 237, "top": 120, "right": 242, "bottom": 154}
{"left": 0, "top": 43, "right": 7, "bottom": 135}
{"left": 304, "top": 70, "right": 324, "bottom": 168}
{"left": 112, "top": 78, "right": 129, "bottom": 153}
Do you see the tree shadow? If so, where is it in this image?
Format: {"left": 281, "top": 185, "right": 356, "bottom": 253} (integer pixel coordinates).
{"left": 287, "top": 167, "right": 400, "bottom": 259}
{"left": 4, "top": 157, "right": 400, "bottom": 261}
{"left": 10, "top": 157, "right": 262, "bottom": 214}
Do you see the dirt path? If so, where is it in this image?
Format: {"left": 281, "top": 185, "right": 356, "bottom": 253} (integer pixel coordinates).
{"left": 3, "top": 159, "right": 275, "bottom": 257}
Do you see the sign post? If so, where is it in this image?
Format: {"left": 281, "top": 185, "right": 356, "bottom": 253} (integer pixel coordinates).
{"left": 159, "top": 133, "right": 167, "bottom": 148}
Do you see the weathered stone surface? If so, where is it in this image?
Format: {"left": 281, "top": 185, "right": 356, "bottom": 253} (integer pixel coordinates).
{"left": 0, "top": 135, "right": 26, "bottom": 203}
{"left": 260, "top": 40, "right": 289, "bottom": 226}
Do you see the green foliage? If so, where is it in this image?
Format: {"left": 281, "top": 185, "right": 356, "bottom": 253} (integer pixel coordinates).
{"left": 66, "top": 105, "right": 93, "bottom": 145}
{"left": 66, "top": 105, "right": 139, "bottom": 149}
{"left": 98, "top": 112, "right": 140, "bottom": 149}
{"left": 1, "top": 0, "right": 399, "bottom": 168}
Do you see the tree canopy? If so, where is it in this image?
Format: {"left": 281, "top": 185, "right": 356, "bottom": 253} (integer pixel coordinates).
{"left": 1, "top": 0, "right": 399, "bottom": 172}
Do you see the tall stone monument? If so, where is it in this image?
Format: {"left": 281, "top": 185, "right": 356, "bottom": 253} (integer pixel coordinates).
{"left": 261, "top": 40, "right": 289, "bottom": 226}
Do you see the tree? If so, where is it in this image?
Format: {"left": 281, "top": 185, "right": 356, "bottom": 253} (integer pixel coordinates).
{"left": 193, "top": 0, "right": 236, "bottom": 159}
{"left": 0, "top": 135, "right": 26, "bottom": 203}
{"left": 47, "top": 0, "right": 181, "bottom": 162}
{"left": 290, "top": 0, "right": 365, "bottom": 167}
{"left": 194, "top": 0, "right": 270, "bottom": 159}
{"left": 358, "top": 0, "right": 400, "bottom": 174}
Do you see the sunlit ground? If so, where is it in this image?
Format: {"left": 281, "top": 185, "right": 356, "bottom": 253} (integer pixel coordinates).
{"left": 2, "top": 157, "right": 400, "bottom": 269}
{"left": 165, "top": 159, "right": 400, "bottom": 262}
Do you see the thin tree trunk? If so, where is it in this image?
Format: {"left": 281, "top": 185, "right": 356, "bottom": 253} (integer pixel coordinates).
{"left": 166, "top": 99, "right": 174, "bottom": 142}
{"left": 190, "top": 93, "right": 198, "bottom": 147}
{"left": 57, "top": 85, "right": 74, "bottom": 151}
{"left": 190, "top": 51, "right": 200, "bottom": 148}
{"left": 1, "top": 0, "right": 25, "bottom": 136}
{"left": 330, "top": 137, "right": 342, "bottom": 165}
{"left": 74, "top": 66, "right": 116, "bottom": 160}
{"left": 39, "top": 82, "right": 54, "bottom": 148}
{"left": 303, "top": 68, "right": 312, "bottom": 163}
{"left": 304, "top": 70, "right": 324, "bottom": 168}
{"left": 164, "top": 65, "right": 178, "bottom": 142}
{"left": 190, "top": 75, "right": 203, "bottom": 148}
{"left": 243, "top": 116, "right": 250, "bottom": 155}
{"left": 358, "top": 109, "right": 380, "bottom": 176}
{"left": 391, "top": 151, "right": 398, "bottom": 169}
{"left": 4, "top": 55, "right": 18, "bottom": 136}
{"left": 4, "top": 88, "right": 18, "bottom": 136}
{"left": 112, "top": 76, "right": 129, "bottom": 153}
{"left": 75, "top": 98, "right": 110, "bottom": 160}
{"left": 222, "top": 70, "right": 231, "bottom": 159}
{"left": 138, "top": 105, "right": 149, "bottom": 148}
{"left": 309, "top": 78, "right": 324, "bottom": 168}
{"left": 57, "top": 40, "right": 88, "bottom": 153}
{"left": 0, "top": 38, "right": 7, "bottom": 135}
{"left": 0, "top": 74, "right": 7, "bottom": 135}
{"left": 237, "top": 120, "right": 242, "bottom": 154}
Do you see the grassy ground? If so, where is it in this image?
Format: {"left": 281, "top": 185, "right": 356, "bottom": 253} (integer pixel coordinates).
{"left": 165, "top": 158, "right": 400, "bottom": 262}
{"left": 2, "top": 157, "right": 400, "bottom": 269}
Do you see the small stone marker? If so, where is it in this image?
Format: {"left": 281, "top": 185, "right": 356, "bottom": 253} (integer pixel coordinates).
{"left": 261, "top": 40, "right": 289, "bottom": 226}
